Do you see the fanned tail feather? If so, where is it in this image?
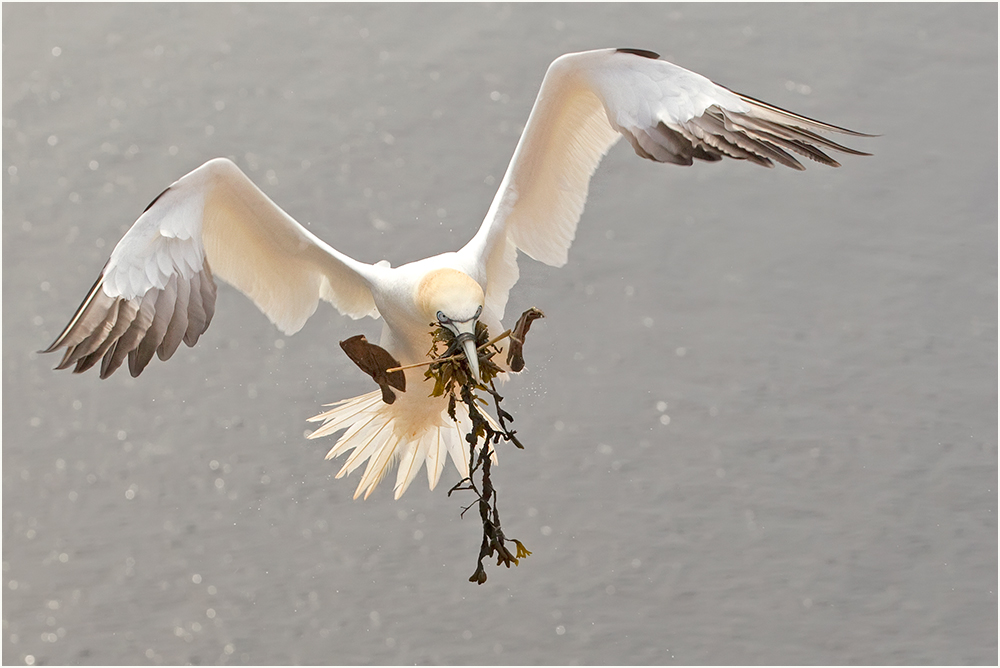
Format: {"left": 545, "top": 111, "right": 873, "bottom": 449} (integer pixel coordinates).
{"left": 307, "top": 389, "right": 500, "bottom": 500}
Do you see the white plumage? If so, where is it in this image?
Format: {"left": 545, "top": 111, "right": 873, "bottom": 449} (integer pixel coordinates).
{"left": 45, "top": 48, "right": 870, "bottom": 499}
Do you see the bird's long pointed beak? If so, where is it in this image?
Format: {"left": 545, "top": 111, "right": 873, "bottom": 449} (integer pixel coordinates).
{"left": 461, "top": 335, "right": 481, "bottom": 385}
{"left": 449, "top": 320, "right": 481, "bottom": 385}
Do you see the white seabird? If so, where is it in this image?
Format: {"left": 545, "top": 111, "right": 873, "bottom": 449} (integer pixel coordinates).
{"left": 44, "top": 48, "right": 871, "bottom": 499}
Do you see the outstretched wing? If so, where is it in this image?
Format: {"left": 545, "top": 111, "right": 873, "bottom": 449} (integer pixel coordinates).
{"left": 44, "top": 157, "right": 380, "bottom": 378}
{"left": 458, "top": 48, "right": 873, "bottom": 319}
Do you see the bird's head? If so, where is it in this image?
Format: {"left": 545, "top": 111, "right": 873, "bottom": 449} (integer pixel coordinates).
{"left": 417, "top": 268, "right": 485, "bottom": 383}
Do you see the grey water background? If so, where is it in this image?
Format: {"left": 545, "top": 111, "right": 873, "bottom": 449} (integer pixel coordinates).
{"left": 3, "top": 3, "right": 996, "bottom": 665}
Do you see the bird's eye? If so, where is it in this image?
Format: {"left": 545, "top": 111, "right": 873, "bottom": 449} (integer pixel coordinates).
{"left": 436, "top": 311, "right": 450, "bottom": 324}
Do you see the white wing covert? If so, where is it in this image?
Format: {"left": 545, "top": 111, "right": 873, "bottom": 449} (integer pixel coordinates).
{"left": 460, "top": 48, "right": 871, "bottom": 319}
{"left": 44, "top": 158, "right": 379, "bottom": 378}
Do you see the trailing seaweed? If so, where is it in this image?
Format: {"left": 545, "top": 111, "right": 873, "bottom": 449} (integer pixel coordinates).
{"left": 426, "top": 319, "right": 532, "bottom": 584}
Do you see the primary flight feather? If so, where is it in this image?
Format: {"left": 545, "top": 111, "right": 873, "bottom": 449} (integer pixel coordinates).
{"left": 45, "top": 48, "right": 871, "bottom": 499}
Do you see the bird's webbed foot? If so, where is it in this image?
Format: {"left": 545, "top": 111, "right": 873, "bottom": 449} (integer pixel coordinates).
{"left": 338, "top": 334, "right": 406, "bottom": 404}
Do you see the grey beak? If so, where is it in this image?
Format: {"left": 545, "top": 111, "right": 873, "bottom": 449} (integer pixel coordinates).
{"left": 460, "top": 334, "right": 481, "bottom": 384}
{"left": 448, "top": 320, "right": 481, "bottom": 385}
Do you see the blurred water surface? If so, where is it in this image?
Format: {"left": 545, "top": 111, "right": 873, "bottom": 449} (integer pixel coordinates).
{"left": 3, "top": 3, "right": 996, "bottom": 665}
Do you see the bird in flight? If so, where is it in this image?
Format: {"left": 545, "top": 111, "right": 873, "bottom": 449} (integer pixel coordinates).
{"left": 44, "top": 48, "right": 871, "bottom": 500}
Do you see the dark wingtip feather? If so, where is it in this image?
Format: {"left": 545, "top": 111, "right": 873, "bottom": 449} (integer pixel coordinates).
{"left": 42, "top": 269, "right": 108, "bottom": 353}
{"left": 128, "top": 347, "right": 152, "bottom": 378}
{"left": 142, "top": 186, "right": 172, "bottom": 213}
{"left": 46, "top": 244, "right": 218, "bottom": 380}
{"left": 54, "top": 346, "right": 78, "bottom": 370}
{"left": 616, "top": 48, "right": 660, "bottom": 60}
{"left": 732, "top": 88, "right": 877, "bottom": 137}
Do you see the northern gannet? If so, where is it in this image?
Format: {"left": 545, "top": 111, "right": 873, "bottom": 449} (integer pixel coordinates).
{"left": 44, "top": 48, "right": 871, "bottom": 499}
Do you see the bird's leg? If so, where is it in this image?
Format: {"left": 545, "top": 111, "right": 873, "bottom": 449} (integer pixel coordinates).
{"left": 506, "top": 307, "right": 545, "bottom": 372}
{"left": 338, "top": 335, "right": 406, "bottom": 404}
